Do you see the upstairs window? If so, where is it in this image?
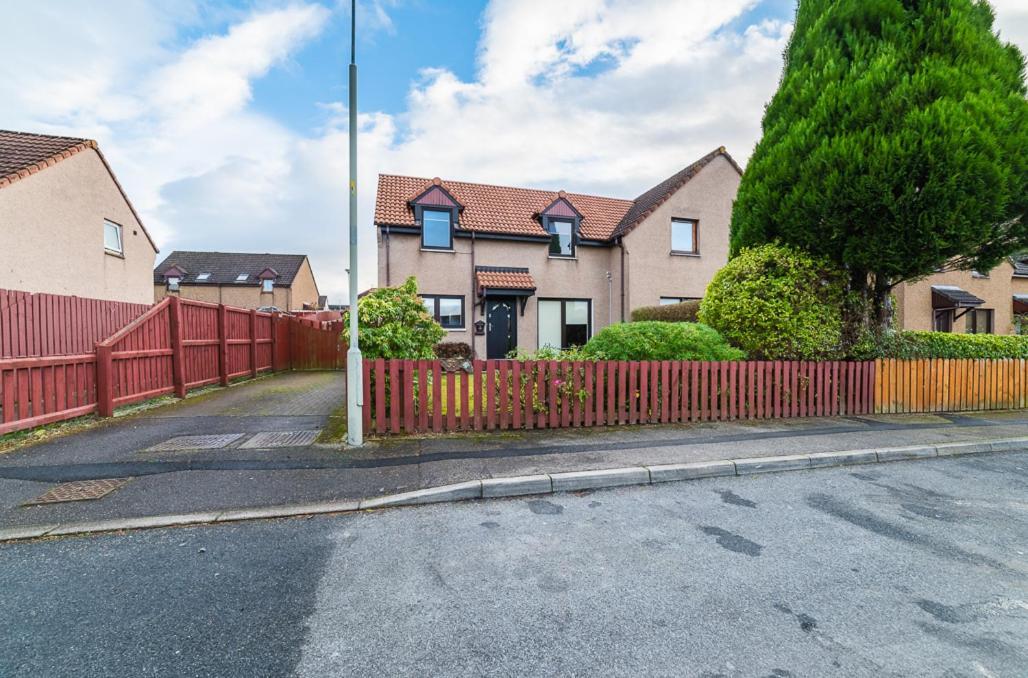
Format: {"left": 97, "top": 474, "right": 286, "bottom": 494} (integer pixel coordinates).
{"left": 548, "top": 219, "right": 575, "bottom": 258}
{"left": 421, "top": 209, "right": 453, "bottom": 250}
{"left": 235, "top": 274, "right": 249, "bottom": 282}
{"left": 671, "top": 218, "right": 698, "bottom": 254}
{"left": 262, "top": 279, "right": 274, "bottom": 293}
{"left": 196, "top": 273, "right": 211, "bottom": 281}
{"left": 167, "top": 276, "right": 180, "bottom": 291}
{"left": 104, "top": 220, "right": 123, "bottom": 254}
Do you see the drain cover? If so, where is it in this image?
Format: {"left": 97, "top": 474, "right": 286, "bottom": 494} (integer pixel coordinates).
{"left": 147, "top": 433, "right": 245, "bottom": 451}
{"left": 25, "top": 478, "right": 131, "bottom": 505}
{"left": 240, "top": 430, "right": 320, "bottom": 449}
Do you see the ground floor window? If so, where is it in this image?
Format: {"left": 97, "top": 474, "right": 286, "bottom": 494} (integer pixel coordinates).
{"left": 539, "top": 299, "right": 591, "bottom": 349}
{"left": 933, "top": 309, "right": 954, "bottom": 332}
{"left": 422, "top": 295, "right": 465, "bottom": 329}
{"left": 659, "top": 296, "right": 700, "bottom": 306}
{"left": 966, "top": 308, "right": 993, "bottom": 334}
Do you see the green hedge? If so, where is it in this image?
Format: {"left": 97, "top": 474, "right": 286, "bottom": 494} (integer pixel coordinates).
{"left": 631, "top": 300, "right": 701, "bottom": 323}
{"left": 869, "top": 331, "right": 1028, "bottom": 360}
{"left": 581, "top": 322, "right": 745, "bottom": 361}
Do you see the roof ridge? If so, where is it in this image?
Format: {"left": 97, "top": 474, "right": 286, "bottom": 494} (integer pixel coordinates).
{"left": 0, "top": 129, "right": 92, "bottom": 143}
{"left": 379, "top": 172, "right": 635, "bottom": 204}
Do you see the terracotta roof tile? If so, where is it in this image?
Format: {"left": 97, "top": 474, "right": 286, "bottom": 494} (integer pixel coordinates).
{"left": 375, "top": 148, "right": 741, "bottom": 242}
{"left": 475, "top": 266, "right": 536, "bottom": 293}
{"left": 376, "top": 175, "right": 634, "bottom": 240}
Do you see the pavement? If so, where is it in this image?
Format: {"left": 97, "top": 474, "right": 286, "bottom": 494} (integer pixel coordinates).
{"left": 3, "top": 369, "right": 1028, "bottom": 533}
{"left": 2, "top": 451, "right": 1027, "bottom": 677}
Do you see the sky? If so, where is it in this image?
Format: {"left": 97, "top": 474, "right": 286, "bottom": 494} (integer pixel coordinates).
{"left": 3, "top": 1, "right": 1027, "bottom": 304}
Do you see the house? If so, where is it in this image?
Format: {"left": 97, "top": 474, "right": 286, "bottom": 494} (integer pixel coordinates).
{"left": 375, "top": 147, "right": 741, "bottom": 358}
{"left": 153, "top": 251, "right": 323, "bottom": 311}
{"left": 894, "top": 255, "right": 1028, "bottom": 335}
{"left": 0, "top": 129, "right": 159, "bottom": 304}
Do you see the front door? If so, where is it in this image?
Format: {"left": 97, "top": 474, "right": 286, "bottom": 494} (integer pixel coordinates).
{"left": 486, "top": 298, "right": 517, "bottom": 359}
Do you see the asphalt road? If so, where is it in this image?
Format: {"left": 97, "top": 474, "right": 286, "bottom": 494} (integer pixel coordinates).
{"left": 2, "top": 452, "right": 1027, "bottom": 677}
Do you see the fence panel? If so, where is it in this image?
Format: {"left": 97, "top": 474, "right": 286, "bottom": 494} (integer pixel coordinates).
{"left": 874, "top": 357, "right": 1026, "bottom": 413}
{"left": 290, "top": 321, "right": 346, "bottom": 370}
{"left": 0, "top": 288, "right": 149, "bottom": 359}
{"left": 180, "top": 300, "right": 221, "bottom": 389}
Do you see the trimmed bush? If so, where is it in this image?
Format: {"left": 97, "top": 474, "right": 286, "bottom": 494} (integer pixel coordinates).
{"left": 698, "top": 244, "right": 846, "bottom": 360}
{"left": 435, "top": 341, "right": 472, "bottom": 360}
{"left": 581, "top": 322, "right": 745, "bottom": 361}
{"left": 631, "top": 300, "right": 701, "bottom": 323}
{"left": 342, "top": 277, "right": 445, "bottom": 359}
{"left": 861, "top": 331, "right": 1028, "bottom": 360}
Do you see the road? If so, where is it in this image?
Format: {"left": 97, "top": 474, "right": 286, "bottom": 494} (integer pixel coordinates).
{"left": 2, "top": 452, "right": 1027, "bottom": 677}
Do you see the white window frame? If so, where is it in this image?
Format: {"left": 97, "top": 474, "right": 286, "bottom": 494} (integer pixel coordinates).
{"left": 262, "top": 279, "right": 274, "bottom": 293}
{"left": 196, "top": 273, "right": 211, "bottom": 281}
{"left": 167, "top": 276, "right": 180, "bottom": 291}
{"left": 104, "top": 220, "right": 123, "bottom": 255}
{"left": 235, "top": 274, "right": 249, "bottom": 282}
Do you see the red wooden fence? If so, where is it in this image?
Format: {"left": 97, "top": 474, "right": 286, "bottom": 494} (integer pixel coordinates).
{"left": 362, "top": 359, "right": 876, "bottom": 436}
{"left": 0, "top": 293, "right": 345, "bottom": 434}
{"left": 0, "top": 288, "right": 148, "bottom": 359}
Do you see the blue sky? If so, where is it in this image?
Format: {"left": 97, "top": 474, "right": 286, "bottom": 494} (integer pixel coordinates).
{"left": 2, "top": 1, "right": 1025, "bottom": 303}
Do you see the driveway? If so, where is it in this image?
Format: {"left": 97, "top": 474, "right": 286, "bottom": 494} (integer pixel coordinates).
{"left": 2, "top": 452, "right": 1026, "bottom": 677}
{"left": 0, "top": 371, "right": 345, "bottom": 527}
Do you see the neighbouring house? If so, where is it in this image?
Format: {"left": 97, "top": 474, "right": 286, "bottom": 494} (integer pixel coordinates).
{"left": 375, "top": 147, "right": 742, "bottom": 358}
{"left": 893, "top": 255, "right": 1028, "bottom": 335}
{"left": 154, "top": 251, "right": 323, "bottom": 311}
{"left": 0, "top": 129, "right": 159, "bottom": 304}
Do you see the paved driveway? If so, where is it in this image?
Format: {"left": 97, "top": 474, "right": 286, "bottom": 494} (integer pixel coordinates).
{"left": 0, "top": 371, "right": 344, "bottom": 527}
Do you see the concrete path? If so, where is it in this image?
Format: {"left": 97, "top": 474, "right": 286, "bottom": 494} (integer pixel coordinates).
{"left": 2, "top": 371, "right": 1028, "bottom": 530}
{"left": 3, "top": 452, "right": 1026, "bottom": 677}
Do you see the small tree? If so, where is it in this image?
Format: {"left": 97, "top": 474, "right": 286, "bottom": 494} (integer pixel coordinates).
{"left": 342, "top": 277, "right": 444, "bottom": 359}
{"left": 698, "top": 244, "right": 847, "bottom": 360}
{"left": 731, "top": 0, "right": 1028, "bottom": 329}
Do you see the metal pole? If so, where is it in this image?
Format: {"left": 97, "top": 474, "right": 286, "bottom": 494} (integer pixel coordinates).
{"left": 346, "top": 0, "right": 363, "bottom": 446}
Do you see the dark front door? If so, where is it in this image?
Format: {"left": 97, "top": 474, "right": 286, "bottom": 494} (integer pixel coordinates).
{"left": 486, "top": 298, "right": 517, "bottom": 359}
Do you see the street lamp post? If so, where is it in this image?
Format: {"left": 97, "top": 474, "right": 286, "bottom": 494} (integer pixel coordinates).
{"left": 346, "top": 0, "right": 363, "bottom": 447}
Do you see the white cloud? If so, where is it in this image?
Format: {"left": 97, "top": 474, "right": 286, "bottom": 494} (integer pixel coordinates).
{"left": 2, "top": 1, "right": 1025, "bottom": 304}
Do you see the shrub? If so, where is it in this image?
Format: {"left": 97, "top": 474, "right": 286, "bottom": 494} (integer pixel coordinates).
{"left": 698, "top": 244, "right": 846, "bottom": 360}
{"left": 342, "top": 277, "right": 445, "bottom": 359}
{"left": 435, "top": 341, "right": 472, "bottom": 360}
{"left": 858, "top": 331, "right": 1028, "bottom": 360}
{"left": 631, "top": 300, "right": 701, "bottom": 323}
{"left": 580, "top": 322, "right": 745, "bottom": 361}
{"left": 508, "top": 345, "right": 592, "bottom": 362}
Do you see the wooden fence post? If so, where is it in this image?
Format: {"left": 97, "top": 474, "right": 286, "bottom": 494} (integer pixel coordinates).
{"left": 217, "top": 304, "right": 229, "bottom": 386}
{"left": 249, "top": 309, "right": 259, "bottom": 378}
{"left": 168, "top": 296, "right": 187, "bottom": 398}
{"left": 96, "top": 343, "right": 114, "bottom": 417}
{"left": 270, "top": 313, "right": 280, "bottom": 372}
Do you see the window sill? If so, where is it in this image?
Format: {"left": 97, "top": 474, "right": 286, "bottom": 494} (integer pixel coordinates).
{"left": 670, "top": 251, "right": 700, "bottom": 258}
{"left": 421, "top": 247, "right": 456, "bottom": 253}
{"left": 548, "top": 255, "right": 577, "bottom": 261}
{"left": 443, "top": 327, "right": 467, "bottom": 332}
{"left": 104, "top": 249, "right": 125, "bottom": 259}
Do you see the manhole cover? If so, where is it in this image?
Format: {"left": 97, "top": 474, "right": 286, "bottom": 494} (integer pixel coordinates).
{"left": 240, "top": 431, "right": 321, "bottom": 449}
{"left": 25, "top": 478, "right": 131, "bottom": 505}
{"left": 147, "top": 434, "right": 245, "bottom": 451}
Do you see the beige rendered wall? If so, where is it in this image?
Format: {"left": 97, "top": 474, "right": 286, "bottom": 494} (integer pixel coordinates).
{"left": 155, "top": 284, "right": 292, "bottom": 310}
{"left": 288, "top": 258, "right": 321, "bottom": 310}
{"left": 379, "top": 229, "right": 621, "bottom": 357}
{"left": 622, "top": 154, "right": 739, "bottom": 310}
{"left": 893, "top": 261, "right": 1017, "bottom": 334}
{"left": 0, "top": 150, "right": 157, "bottom": 303}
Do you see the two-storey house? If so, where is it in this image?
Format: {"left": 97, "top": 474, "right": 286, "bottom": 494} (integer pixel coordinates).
{"left": 375, "top": 147, "right": 742, "bottom": 358}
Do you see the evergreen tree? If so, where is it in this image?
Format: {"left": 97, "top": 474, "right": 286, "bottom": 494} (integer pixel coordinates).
{"left": 731, "top": 0, "right": 1028, "bottom": 327}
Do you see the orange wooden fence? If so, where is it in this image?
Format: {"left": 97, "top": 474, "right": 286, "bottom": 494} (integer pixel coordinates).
{"left": 1, "top": 293, "right": 345, "bottom": 434}
{"left": 874, "top": 358, "right": 1028, "bottom": 413}
{"left": 362, "top": 359, "right": 875, "bottom": 435}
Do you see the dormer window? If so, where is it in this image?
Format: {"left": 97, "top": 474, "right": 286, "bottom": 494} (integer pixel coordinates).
{"left": 540, "top": 193, "right": 582, "bottom": 259}
{"left": 421, "top": 209, "right": 453, "bottom": 250}
{"left": 548, "top": 220, "right": 574, "bottom": 257}
{"left": 167, "top": 276, "right": 180, "bottom": 291}
{"left": 262, "top": 279, "right": 274, "bottom": 293}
